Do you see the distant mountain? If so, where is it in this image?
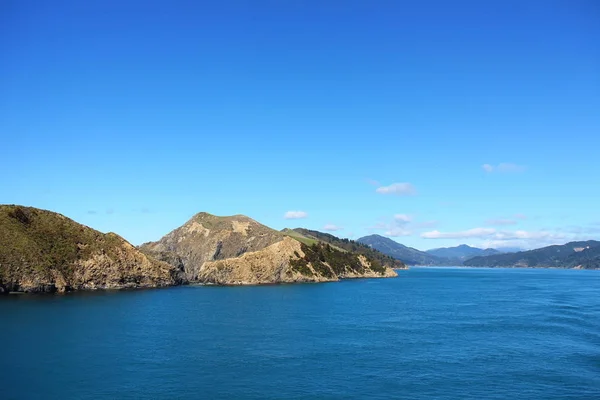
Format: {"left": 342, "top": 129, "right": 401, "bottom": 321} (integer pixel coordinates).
{"left": 290, "top": 228, "right": 407, "bottom": 269}
{"left": 463, "top": 240, "right": 600, "bottom": 269}
{"left": 426, "top": 245, "right": 501, "bottom": 261}
{"left": 357, "top": 234, "right": 447, "bottom": 265}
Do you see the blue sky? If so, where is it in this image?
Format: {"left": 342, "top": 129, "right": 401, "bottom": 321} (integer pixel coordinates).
{"left": 1, "top": 0, "right": 599, "bottom": 250}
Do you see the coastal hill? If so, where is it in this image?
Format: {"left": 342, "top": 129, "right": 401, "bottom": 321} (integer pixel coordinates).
{"left": 463, "top": 240, "right": 600, "bottom": 269}
{"left": 1, "top": 207, "right": 399, "bottom": 293}
{"left": 288, "top": 228, "right": 406, "bottom": 269}
{"left": 139, "top": 212, "right": 398, "bottom": 285}
{"left": 0, "top": 205, "right": 183, "bottom": 293}
{"left": 357, "top": 234, "right": 447, "bottom": 265}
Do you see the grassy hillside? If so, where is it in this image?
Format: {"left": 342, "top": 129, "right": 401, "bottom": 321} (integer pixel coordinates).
{"left": 0, "top": 205, "right": 181, "bottom": 293}
{"left": 0, "top": 205, "right": 122, "bottom": 275}
{"left": 291, "top": 229, "right": 407, "bottom": 269}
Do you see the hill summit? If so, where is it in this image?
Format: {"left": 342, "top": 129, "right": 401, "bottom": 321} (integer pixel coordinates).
{"left": 140, "top": 213, "right": 398, "bottom": 285}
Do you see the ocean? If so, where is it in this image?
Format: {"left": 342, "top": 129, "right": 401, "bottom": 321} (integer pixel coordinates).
{"left": 1, "top": 267, "right": 599, "bottom": 399}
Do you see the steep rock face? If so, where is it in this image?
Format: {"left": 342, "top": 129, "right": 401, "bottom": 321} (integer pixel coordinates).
{"left": 197, "top": 237, "right": 326, "bottom": 284}
{"left": 199, "top": 238, "right": 397, "bottom": 285}
{"left": 141, "top": 213, "right": 397, "bottom": 284}
{"left": 140, "top": 212, "right": 285, "bottom": 281}
{"left": 0, "top": 205, "right": 184, "bottom": 293}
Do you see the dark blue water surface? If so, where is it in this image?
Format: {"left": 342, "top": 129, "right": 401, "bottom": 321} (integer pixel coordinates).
{"left": 1, "top": 267, "right": 600, "bottom": 399}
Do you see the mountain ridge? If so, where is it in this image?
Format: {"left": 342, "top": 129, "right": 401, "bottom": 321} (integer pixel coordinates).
{"left": 357, "top": 234, "right": 447, "bottom": 265}
{"left": 463, "top": 240, "right": 600, "bottom": 269}
{"left": 426, "top": 244, "right": 501, "bottom": 261}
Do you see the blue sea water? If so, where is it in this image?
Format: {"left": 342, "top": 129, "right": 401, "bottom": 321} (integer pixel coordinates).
{"left": 1, "top": 267, "right": 599, "bottom": 399}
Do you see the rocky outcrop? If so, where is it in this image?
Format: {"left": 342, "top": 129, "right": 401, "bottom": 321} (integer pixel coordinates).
{"left": 141, "top": 212, "right": 398, "bottom": 285}
{"left": 0, "top": 205, "right": 184, "bottom": 293}
{"left": 140, "top": 212, "right": 286, "bottom": 281}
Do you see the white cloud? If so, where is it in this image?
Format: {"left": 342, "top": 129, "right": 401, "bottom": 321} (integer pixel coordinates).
{"left": 493, "top": 230, "right": 565, "bottom": 241}
{"left": 385, "top": 228, "right": 412, "bottom": 237}
{"left": 514, "top": 213, "right": 528, "bottom": 220}
{"left": 422, "top": 223, "right": 593, "bottom": 250}
{"left": 375, "top": 183, "right": 416, "bottom": 196}
{"left": 393, "top": 214, "right": 411, "bottom": 223}
{"left": 323, "top": 224, "right": 343, "bottom": 231}
{"left": 421, "top": 228, "right": 496, "bottom": 239}
{"left": 284, "top": 211, "right": 308, "bottom": 219}
{"left": 421, "top": 227, "right": 568, "bottom": 250}
{"left": 368, "top": 214, "right": 416, "bottom": 237}
{"left": 485, "top": 218, "right": 517, "bottom": 226}
{"left": 482, "top": 163, "right": 526, "bottom": 173}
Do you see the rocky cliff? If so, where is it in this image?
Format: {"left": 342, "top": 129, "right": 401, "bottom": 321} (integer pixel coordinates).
{"left": 140, "top": 212, "right": 397, "bottom": 284}
{"left": 0, "top": 205, "right": 184, "bottom": 293}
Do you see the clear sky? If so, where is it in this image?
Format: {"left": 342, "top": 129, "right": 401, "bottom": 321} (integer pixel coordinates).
{"left": 2, "top": 0, "right": 599, "bottom": 250}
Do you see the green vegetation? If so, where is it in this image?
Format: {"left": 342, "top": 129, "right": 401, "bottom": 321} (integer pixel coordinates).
{"left": 290, "top": 242, "right": 387, "bottom": 277}
{"left": 282, "top": 229, "right": 319, "bottom": 246}
{"left": 1, "top": 205, "right": 183, "bottom": 293}
{"left": 0, "top": 205, "right": 123, "bottom": 281}
{"left": 293, "top": 229, "right": 406, "bottom": 269}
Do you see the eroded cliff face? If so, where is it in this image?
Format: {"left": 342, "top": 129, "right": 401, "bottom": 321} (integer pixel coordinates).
{"left": 0, "top": 206, "right": 184, "bottom": 294}
{"left": 198, "top": 237, "right": 330, "bottom": 284}
{"left": 141, "top": 213, "right": 398, "bottom": 285}
{"left": 140, "top": 212, "right": 286, "bottom": 281}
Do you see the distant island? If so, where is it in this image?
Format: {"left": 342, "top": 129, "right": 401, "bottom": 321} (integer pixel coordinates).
{"left": 0, "top": 205, "right": 404, "bottom": 294}
{"left": 357, "top": 234, "right": 600, "bottom": 269}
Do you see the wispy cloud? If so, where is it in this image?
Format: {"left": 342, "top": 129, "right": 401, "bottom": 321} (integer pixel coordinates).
{"left": 482, "top": 163, "right": 526, "bottom": 173}
{"left": 393, "top": 214, "right": 411, "bottom": 223}
{"left": 422, "top": 228, "right": 497, "bottom": 239}
{"left": 375, "top": 183, "right": 416, "bottom": 196}
{"left": 385, "top": 227, "right": 412, "bottom": 237}
{"left": 323, "top": 224, "right": 343, "bottom": 231}
{"left": 87, "top": 210, "right": 97, "bottom": 215}
{"left": 422, "top": 228, "right": 567, "bottom": 241}
{"left": 485, "top": 218, "right": 518, "bottom": 226}
{"left": 284, "top": 211, "right": 308, "bottom": 219}
{"left": 485, "top": 213, "right": 528, "bottom": 226}
{"left": 369, "top": 213, "right": 416, "bottom": 237}
{"left": 366, "top": 178, "right": 380, "bottom": 187}
{"left": 422, "top": 222, "right": 596, "bottom": 250}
